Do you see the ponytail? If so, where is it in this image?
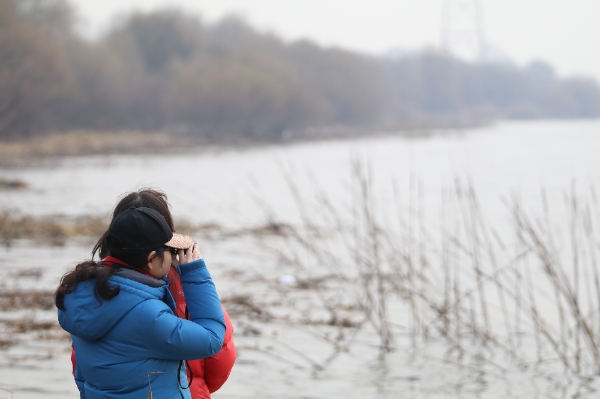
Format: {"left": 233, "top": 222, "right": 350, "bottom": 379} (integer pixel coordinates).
{"left": 55, "top": 261, "right": 120, "bottom": 310}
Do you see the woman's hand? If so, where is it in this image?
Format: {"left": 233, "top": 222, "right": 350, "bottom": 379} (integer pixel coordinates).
{"left": 177, "top": 243, "right": 201, "bottom": 265}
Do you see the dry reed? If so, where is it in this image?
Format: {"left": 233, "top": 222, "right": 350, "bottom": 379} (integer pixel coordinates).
{"left": 260, "top": 163, "right": 600, "bottom": 376}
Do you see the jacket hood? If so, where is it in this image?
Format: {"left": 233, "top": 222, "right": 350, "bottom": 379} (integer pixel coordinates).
{"left": 58, "top": 275, "right": 171, "bottom": 340}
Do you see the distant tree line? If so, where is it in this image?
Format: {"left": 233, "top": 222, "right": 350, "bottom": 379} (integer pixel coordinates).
{"left": 2, "top": 0, "right": 600, "bottom": 141}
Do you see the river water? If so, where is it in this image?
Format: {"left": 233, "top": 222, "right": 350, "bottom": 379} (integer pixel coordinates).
{"left": 1, "top": 119, "right": 598, "bottom": 227}
{"left": 0, "top": 119, "right": 599, "bottom": 398}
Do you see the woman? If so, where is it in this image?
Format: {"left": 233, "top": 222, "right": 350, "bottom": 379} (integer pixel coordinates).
{"left": 88, "top": 189, "right": 236, "bottom": 398}
{"left": 56, "top": 206, "right": 225, "bottom": 398}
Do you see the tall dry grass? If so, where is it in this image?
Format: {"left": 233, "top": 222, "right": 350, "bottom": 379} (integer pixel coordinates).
{"left": 264, "top": 162, "right": 600, "bottom": 375}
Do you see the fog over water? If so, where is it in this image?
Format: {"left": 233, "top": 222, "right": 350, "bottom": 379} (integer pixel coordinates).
{"left": 72, "top": 0, "right": 600, "bottom": 81}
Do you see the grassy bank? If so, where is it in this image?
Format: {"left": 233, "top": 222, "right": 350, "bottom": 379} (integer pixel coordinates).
{"left": 0, "top": 210, "right": 289, "bottom": 247}
{"left": 0, "top": 130, "right": 193, "bottom": 167}
{"left": 0, "top": 212, "right": 108, "bottom": 246}
{"left": 0, "top": 123, "right": 486, "bottom": 168}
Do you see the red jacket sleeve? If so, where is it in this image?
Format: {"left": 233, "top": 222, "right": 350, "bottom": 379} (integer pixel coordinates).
{"left": 71, "top": 344, "right": 76, "bottom": 375}
{"left": 203, "top": 305, "right": 236, "bottom": 393}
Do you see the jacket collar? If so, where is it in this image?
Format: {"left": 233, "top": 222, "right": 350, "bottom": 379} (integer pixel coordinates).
{"left": 114, "top": 268, "right": 166, "bottom": 288}
{"left": 103, "top": 256, "right": 164, "bottom": 282}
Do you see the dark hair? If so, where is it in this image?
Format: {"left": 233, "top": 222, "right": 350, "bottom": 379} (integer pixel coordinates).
{"left": 55, "top": 189, "right": 174, "bottom": 310}
{"left": 55, "top": 261, "right": 119, "bottom": 310}
{"left": 111, "top": 246, "right": 168, "bottom": 269}
{"left": 54, "top": 246, "right": 167, "bottom": 311}
{"left": 93, "top": 188, "right": 175, "bottom": 260}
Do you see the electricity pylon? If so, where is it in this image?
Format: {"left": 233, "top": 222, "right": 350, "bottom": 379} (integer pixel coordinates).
{"left": 441, "top": 0, "right": 488, "bottom": 62}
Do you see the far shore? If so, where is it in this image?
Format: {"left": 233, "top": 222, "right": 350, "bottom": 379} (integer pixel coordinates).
{"left": 0, "top": 120, "right": 488, "bottom": 168}
{"left": 0, "top": 130, "right": 192, "bottom": 167}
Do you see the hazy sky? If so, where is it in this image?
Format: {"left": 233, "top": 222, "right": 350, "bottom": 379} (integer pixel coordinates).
{"left": 72, "top": 0, "right": 600, "bottom": 81}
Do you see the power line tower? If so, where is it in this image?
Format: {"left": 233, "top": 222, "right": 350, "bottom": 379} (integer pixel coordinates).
{"left": 441, "top": 0, "right": 487, "bottom": 62}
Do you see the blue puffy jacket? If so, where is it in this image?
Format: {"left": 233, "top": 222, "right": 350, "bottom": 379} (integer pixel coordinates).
{"left": 58, "top": 259, "right": 226, "bottom": 399}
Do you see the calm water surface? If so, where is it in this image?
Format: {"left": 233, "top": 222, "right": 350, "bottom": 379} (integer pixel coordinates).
{"left": 1, "top": 119, "right": 599, "bottom": 398}
{"left": 0, "top": 119, "right": 598, "bottom": 228}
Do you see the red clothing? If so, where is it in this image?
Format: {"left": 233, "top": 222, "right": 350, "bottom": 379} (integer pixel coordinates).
{"left": 71, "top": 266, "right": 236, "bottom": 399}
{"left": 167, "top": 267, "right": 236, "bottom": 397}
{"left": 103, "top": 256, "right": 156, "bottom": 278}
